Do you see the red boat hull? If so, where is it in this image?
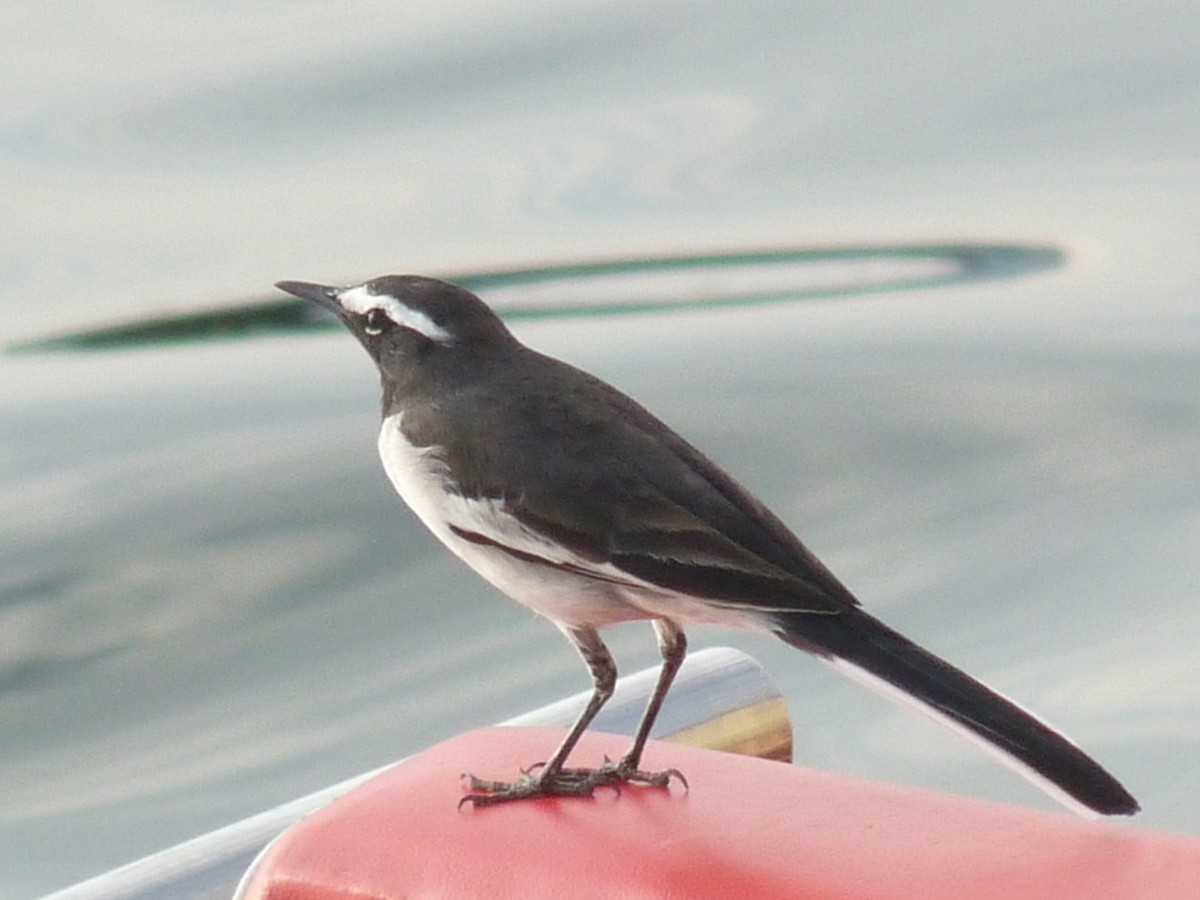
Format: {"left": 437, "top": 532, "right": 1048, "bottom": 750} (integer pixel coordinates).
{"left": 239, "top": 727, "right": 1198, "bottom": 899}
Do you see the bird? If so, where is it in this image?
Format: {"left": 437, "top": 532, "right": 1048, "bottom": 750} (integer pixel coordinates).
{"left": 275, "top": 274, "right": 1138, "bottom": 815}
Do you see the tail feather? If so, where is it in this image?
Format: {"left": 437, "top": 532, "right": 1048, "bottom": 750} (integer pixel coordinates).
{"left": 775, "top": 608, "right": 1139, "bottom": 816}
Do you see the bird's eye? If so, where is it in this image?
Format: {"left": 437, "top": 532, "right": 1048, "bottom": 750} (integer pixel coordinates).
{"left": 363, "top": 308, "right": 391, "bottom": 336}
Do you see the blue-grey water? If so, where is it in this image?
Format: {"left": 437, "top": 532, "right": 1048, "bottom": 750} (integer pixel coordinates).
{"left": 3, "top": 3, "right": 1200, "bottom": 896}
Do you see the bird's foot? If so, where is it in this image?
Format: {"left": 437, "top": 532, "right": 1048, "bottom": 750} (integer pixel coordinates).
{"left": 460, "top": 757, "right": 687, "bottom": 808}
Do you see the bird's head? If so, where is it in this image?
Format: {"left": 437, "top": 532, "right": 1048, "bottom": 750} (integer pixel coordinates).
{"left": 277, "top": 275, "right": 515, "bottom": 378}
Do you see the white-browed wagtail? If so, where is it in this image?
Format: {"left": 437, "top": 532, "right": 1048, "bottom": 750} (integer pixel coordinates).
{"left": 276, "top": 275, "right": 1138, "bottom": 815}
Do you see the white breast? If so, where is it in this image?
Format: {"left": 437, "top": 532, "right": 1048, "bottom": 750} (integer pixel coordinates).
{"left": 376, "top": 413, "right": 459, "bottom": 546}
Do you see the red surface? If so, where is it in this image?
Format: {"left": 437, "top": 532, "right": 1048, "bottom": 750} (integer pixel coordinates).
{"left": 240, "top": 727, "right": 1199, "bottom": 900}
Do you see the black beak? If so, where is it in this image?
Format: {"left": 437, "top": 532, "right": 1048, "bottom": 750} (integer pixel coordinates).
{"left": 275, "top": 280, "right": 342, "bottom": 315}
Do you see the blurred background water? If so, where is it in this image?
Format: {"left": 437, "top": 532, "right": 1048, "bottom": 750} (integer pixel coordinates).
{"left": 3, "top": 2, "right": 1199, "bottom": 896}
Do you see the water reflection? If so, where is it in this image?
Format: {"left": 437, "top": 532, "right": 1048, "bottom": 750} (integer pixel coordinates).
{"left": 10, "top": 243, "right": 1062, "bottom": 352}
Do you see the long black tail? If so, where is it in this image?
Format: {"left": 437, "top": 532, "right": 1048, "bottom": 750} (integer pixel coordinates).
{"left": 775, "top": 607, "right": 1138, "bottom": 815}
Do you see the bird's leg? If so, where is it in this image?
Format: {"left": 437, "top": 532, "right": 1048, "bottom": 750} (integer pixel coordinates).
{"left": 611, "top": 619, "right": 688, "bottom": 787}
{"left": 462, "top": 625, "right": 616, "bottom": 805}
{"left": 461, "top": 622, "right": 686, "bottom": 806}
{"left": 538, "top": 625, "right": 617, "bottom": 782}
{"left": 552, "top": 620, "right": 687, "bottom": 788}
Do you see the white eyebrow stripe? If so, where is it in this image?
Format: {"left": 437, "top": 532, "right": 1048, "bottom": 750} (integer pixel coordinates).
{"left": 337, "top": 285, "right": 453, "bottom": 343}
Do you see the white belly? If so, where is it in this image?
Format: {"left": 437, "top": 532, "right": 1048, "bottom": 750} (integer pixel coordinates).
{"left": 376, "top": 414, "right": 647, "bottom": 627}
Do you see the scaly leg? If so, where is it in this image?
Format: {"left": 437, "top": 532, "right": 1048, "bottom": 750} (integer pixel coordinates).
{"left": 462, "top": 622, "right": 686, "bottom": 806}
{"left": 618, "top": 619, "right": 687, "bottom": 777}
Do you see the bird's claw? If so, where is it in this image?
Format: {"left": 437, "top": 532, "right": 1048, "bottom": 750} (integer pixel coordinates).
{"left": 459, "top": 759, "right": 687, "bottom": 808}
